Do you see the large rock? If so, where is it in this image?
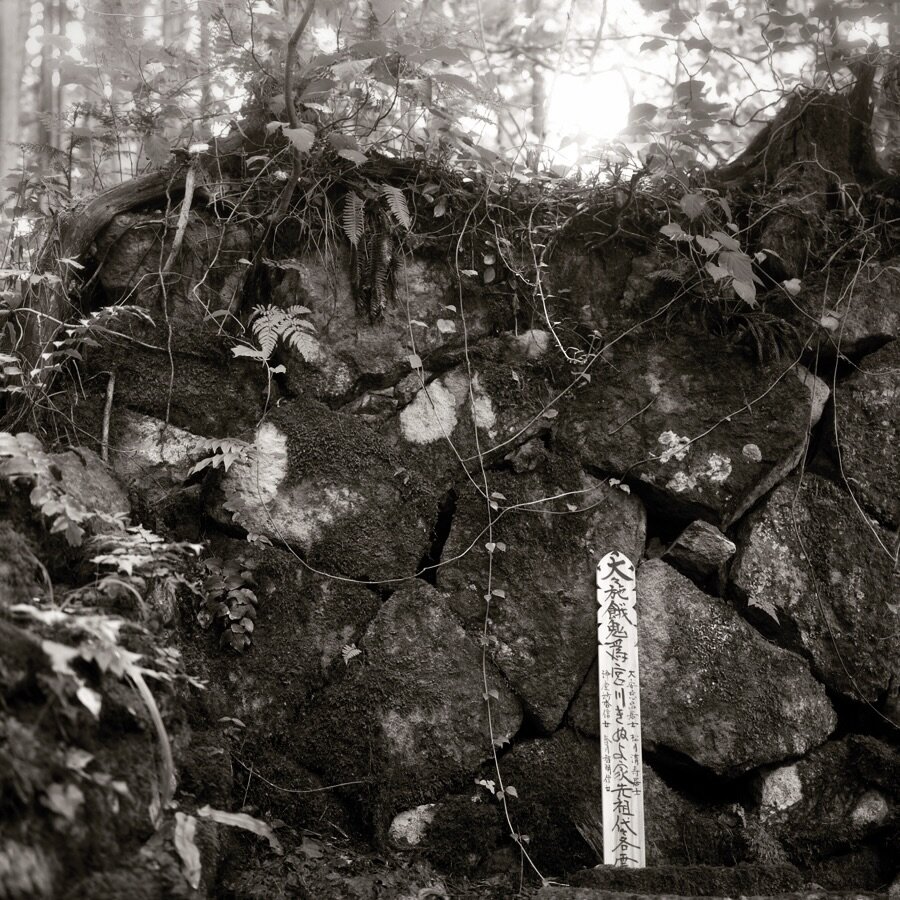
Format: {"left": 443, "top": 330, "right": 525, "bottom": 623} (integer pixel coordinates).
{"left": 108, "top": 410, "right": 212, "bottom": 531}
{"left": 382, "top": 334, "right": 569, "bottom": 488}
{"left": 0, "top": 524, "right": 43, "bottom": 605}
{"left": 396, "top": 367, "right": 499, "bottom": 447}
{"left": 1, "top": 434, "right": 129, "bottom": 539}
{"left": 294, "top": 582, "right": 522, "bottom": 827}
{"left": 194, "top": 539, "right": 380, "bottom": 733}
{"left": 826, "top": 339, "right": 900, "bottom": 528}
{"left": 570, "top": 560, "right": 836, "bottom": 776}
{"left": 213, "top": 398, "right": 437, "bottom": 581}
{"left": 730, "top": 475, "right": 900, "bottom": 704}
{"left": 49, "top": 448, "right": 130, "bottom": 523}
{"left": 188, "top": 539, "right": 381, "bottom": 833}
{"left": 789, "top": 260, "right": 900, "bottom": 356}
{"left": 441, "top": 729, "right": 779, "bottom": 875}
{"left": 663, "top": 519, "right": 736, "bottom": 582}
{"left": 548, "top": 241, "right": 639, "bottom": 331}
{"left": 270, "top": 248, "right": 496, "bottom": 402}
{"left": 96, "top": 210, "right": 253, "bottom": 322}
{"left": 753, "top": 736, "right": 899, "bottom": 866}
{"left": 556, "top": 330, "right": 828, "bottom": 528}
{"left": 82, "top": 335, "right": 267, "bottom": 439}
{"left": 110, "top": 410, "right": 208, "bottom": 486}
{"left": 439, "top": 463, "right": 646, "bottom": 730}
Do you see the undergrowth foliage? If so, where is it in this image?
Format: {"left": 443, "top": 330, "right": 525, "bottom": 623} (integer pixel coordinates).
{"left": 0, "top": 428, "right": 210, "bottom": 833}
{"left": 233, "top": 303, "right": 320, "bottom": 370}
{"left": 191, "top": 556, "right": 259, "bottom": 654}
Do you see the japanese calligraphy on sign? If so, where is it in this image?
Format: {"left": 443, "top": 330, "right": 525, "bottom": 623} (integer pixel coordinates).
{"left": 596, "top": 550, "right": 645, "bottom": 868}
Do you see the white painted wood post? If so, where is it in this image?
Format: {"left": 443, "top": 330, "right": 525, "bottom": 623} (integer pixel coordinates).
{"left": 596, "top": 551, "right": 645, "bottom": 867}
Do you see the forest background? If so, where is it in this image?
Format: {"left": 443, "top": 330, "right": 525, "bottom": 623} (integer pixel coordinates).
{"left": 2, "top": 0, "right": 900, "bottom": 253}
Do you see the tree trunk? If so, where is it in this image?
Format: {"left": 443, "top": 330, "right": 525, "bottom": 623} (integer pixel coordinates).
{"left": 38, "top": 0, "right": 66, "bottom": 153}
{"left": 0, "top": 0, "right": 25, "bottom": 196}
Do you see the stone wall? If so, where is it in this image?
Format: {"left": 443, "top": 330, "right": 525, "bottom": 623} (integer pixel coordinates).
{"left": 3, "top": 206, "right": 899, "bottom": 897}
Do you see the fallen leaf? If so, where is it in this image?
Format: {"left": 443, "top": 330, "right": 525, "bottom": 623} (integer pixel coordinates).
{"left": 42, "top": 783, "right": 84, "bottom": 822}
{"left": 174, "top": 812, "right": 203, "bottom": 890}
{"left": 196, "top": 805, "right": 283, "bottom": 854}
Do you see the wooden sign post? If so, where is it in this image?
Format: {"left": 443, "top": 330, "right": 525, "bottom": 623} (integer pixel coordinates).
{"left": 596, "top": 550, "right": 645, "bottom": 867}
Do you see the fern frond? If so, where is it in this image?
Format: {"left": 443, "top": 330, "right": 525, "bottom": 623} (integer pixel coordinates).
{"left": 647, "top": 268, "right": 683, "bottom": 283}
{"left": 371, "top": 232, "right": 394, "bottom": 317}
{"left": 248, "top": 304, "right": 319, "bottom": 363}
{"left": 381, "top": 185, "right": 410, "bottom": 230}
{"left": 249, "top": 306, "right": 286, "bottom": 360}
{"left": 342, "top": 191, "right": 365, "bottom": 246}
{"left": 282, "top": 326, "right": 320, "bottom": 363}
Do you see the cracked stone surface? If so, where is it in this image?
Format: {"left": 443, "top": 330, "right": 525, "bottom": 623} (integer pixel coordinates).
{"left": 556, "top": 331, "right": 828, "bottom": 528}
{"left": 730, "top": 474, "right": 900, "bottom": 704}
{"left": 570, "top": 560, "right": 836, "bottom": 776}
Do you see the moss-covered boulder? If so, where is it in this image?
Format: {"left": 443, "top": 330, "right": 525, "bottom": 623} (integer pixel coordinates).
{"left": 571, "top": 560, "right": 836, "bottom": 776}
{"left": 731, "top": 474, "right": 900, "bottom": 705}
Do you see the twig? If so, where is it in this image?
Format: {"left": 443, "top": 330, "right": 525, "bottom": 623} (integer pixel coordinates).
{"left": 608, "top": 397, "right": 655, "bottom": 435}
{"left": 273, "top": 0, "right": 317, "bottom": 222}
{"left": 24, "top": 548, "right": 54, "bottom": 608}
{"left": 161, "top": 159, "right": 198, "bottom": 276}
{"left": 242, "top": 761, "right": 254, "bottom": 807}
{"left": 231, "top": 754, "right": 365, "bottom": 794}
{"left": 101, "top": 371, "right": 115, "bottom": 464}
{"left": 283, "top": 1, "right": 316, "bottom": 133}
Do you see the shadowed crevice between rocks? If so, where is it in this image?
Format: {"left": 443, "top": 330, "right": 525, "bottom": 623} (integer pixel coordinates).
{"left": 417, "top": 487, "right": 458, "bottom": 585}
{"left": 643, "top": 744, "right": 756, "bottom": 808}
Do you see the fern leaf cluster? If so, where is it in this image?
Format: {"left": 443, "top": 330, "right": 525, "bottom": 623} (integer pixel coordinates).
{"left": 342, "top": 182, "right": 410, "bottom": 322}
{"left": 247, "top": 304, "right": 319, "bottom": 364}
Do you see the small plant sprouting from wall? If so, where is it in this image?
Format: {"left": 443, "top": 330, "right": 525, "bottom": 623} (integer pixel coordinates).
{"left": 193, "top": 556, "right": 259, "bottom": 653}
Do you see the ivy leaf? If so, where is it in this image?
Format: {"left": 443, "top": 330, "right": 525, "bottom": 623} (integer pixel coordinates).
{"left": 733, "top": 279, "right": 758, "bottom": 306}
{"left": 705, "top": 261, "right": 729, "bottom": 282}
{"left": 719, "top": 250, "right": 760, "bottom": 285}
{"left": 660, "top": 222, "right": 688, "bottom": 240}
{"left": 338, "top": 148, "right": 368, "bottom": 165}
{"left": 684, "top": 36, "right": 713, "bottom": 53}
{"left": 282, "top": 125, "right": 315, "bottom": 153}
{"left": 628, "top": 103, "right": 658, "bottom": 124}
{"left": 710, "top": 230, "right": 741, "bottom": 251}
{"left": 695, "top": 235, "right": 720, "bottom": 254}
{"left": 679, "top": 192, "right": 707, "bottom": 220}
